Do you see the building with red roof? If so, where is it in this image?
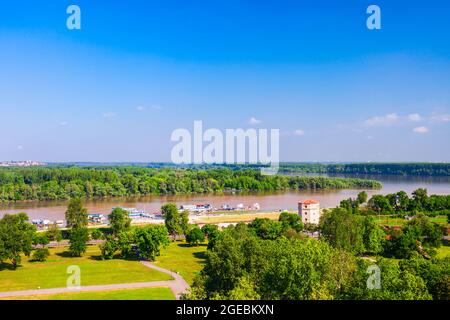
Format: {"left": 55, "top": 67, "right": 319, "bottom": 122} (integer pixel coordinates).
{"left": 298, "top": 200, "right": 321, "bottom": 225}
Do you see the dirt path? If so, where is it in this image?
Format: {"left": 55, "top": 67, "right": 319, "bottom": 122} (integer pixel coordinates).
{"left": 0, "top": 261, "right": 190, "bottom": 300}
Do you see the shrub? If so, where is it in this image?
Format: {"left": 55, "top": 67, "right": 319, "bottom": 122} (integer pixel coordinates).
{"left": 186, "top": 225, "right": 206, "bottom": 246}
{"left": 31, "top": 248, "right": 50, "bottom": 262}
{"left": 90, "top": 228, "right": 104, "bottom": 240}
{"left": 100, "top": 237, "right": 118, "bottom": 260}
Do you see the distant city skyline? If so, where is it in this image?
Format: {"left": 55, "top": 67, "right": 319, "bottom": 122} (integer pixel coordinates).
{"left": 1, "top": 0, "right": 450, "bottom": 162}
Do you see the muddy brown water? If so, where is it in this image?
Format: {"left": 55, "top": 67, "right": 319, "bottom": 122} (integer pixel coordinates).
{"left": 1, "top": 174, "right": 449, "bottom": 220}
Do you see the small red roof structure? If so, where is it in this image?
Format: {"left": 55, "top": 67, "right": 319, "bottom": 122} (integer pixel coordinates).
{"left": 299, "top": 199, "right": 319, "bottom": 205}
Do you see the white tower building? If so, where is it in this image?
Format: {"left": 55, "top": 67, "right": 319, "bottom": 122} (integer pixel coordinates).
{"left": 298, "top": 200, "right": 321, "bottom": 225}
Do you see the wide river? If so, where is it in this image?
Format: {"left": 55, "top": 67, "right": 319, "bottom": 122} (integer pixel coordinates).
{"left": 0, "top": 174, "right": 449, "bottom": 220}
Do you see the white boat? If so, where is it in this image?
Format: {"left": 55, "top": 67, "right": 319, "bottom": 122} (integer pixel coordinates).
{"left": 179, "top": 204, "right": 212, "bottom": 213}
{"left": 114, "top": 207, "right": 154, "bottom": 219}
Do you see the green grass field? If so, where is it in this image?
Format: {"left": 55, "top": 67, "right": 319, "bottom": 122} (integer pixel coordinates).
{"left": 436, "top": 245, "right": 450, "bottom": 259}
{"left": 0, "top": 245, "right": 172, "bottom": 292}
{"left": 0, "top": 287, "right": 175, "bottom": 300}
{"left": 376, "top": 215, "right": 448, "bottom": 227}
{"left": 154, "top": 241, "right": 207, "bottom": 285}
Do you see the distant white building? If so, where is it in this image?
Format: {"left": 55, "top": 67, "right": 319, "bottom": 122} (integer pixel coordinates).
{"left": 298, "top": 200, "right": 321, "bottom": 225}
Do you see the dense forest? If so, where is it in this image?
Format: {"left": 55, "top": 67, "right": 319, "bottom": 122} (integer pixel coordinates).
{"left": 185, "top": 213, "right": 448, "bottom": 300}
{"left": 0, "top": 167, "right": 382, "bottom": 202}
{"left": 336, "top": 188, "right": 450, "bottom": 217}
{"left": 278, "top": 162, "right": 450, "bottom": 176}
{"left": 41, "top": 162, "right": 450, "bottom": 176}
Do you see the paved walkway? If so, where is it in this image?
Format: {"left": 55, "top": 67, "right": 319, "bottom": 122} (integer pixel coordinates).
{"left": 0, "top": 262, "right": 190, "bottom": 300}
{"left": 140, "top": 261, "right": 190, "bottom": 299}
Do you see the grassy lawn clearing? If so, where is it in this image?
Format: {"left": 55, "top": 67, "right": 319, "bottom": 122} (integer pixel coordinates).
{"left": 0, "top": 287, "right": 175, "bottom": 300}
{"left": 196, "top": 212, "right": 280, "bottom": 224}
{"left": 436, "top": 245, "right": 450, "bottom": 259}
{"left": 155, "top": 241, "right": 207, "bottom": 285}
{"left": 0, "top": 245, "right": 172, "bottom": 292}
{"left": 376, "top": 215, "right": 448, "bottom": 227}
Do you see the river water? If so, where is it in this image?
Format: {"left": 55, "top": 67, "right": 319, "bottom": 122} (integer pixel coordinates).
{"left": 0, "top": 174, "right": 449, "bottom": 220}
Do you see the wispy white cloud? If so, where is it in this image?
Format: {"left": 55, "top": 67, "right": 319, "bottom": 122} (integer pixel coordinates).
{"left": 293, "top": 129, "right": 305, "bottom": 136}
{"left": 363, "top": 112, "right": 426, "bottom": 127}
{"left": 407, "top": 113, "right": 421, "bottom": 122}
{"left": 430, "top": 113, "right": 450, "bottom": 122}
{"left": 413, "top": 126, "right": 429, "bottom": 134}
{"left": 103, "top": 112, "right": 117, "bottom": 118}
{"left": 137, "top": 105, "right": 162, "bottom": 112}
{"left": 17, "top": 145, "right": 23, "bottom": 150}
{"left": 363, "top": 113, "right": 399, "bottom": 127}
{"left": 59, "top": 121, "right": 68, "bottom": 126}
{"left": 248, "top": 117, "right": 262, "bottom": 125}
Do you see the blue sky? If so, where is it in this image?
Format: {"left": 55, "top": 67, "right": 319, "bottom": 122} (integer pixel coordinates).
{"left": 1, "top": 0, "right": 450, "bottom": 162}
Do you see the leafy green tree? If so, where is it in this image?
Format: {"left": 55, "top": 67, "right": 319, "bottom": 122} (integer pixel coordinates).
{"left": 201, "top": 224, "right": 222, "bottom": 250}
{"left": 343, "top": 258, "right": 432, "bottom": 300}
{"left": 362, "top": 216, "right": 385, "bottom": 255}
{"left": 200, "top": 224, "right": 264, "bottom": 296}
{"left": 319, "top": 208, "right": 365, "bottom": 254}
{"left": 108, "top": 207, "right": 131, "bottom": 236}
{"left": 186, "top": 225, "right": 206, "bottom": 246}
{"left": 279, "top": 211, "right": 303, "bottom": 232}
{"left": 259, "top": 238, "right": 338, "bottom": 300}
{"left": 404, "top": 214, "right": 443, "bottom": 249}
{"left": 201, "top": 224, "right": 219, "bottom": 237}
{"left": 31, "top": 248, "right": 50, "bottom": 262}
{"left": 396, "top": 191, "right": 410, "bottom": 212}
{"left": 384, "top": 228, "right": 418, "bottom": 259}
{"left": 65, "top": 198, "right": 88, "bottom": 229}
{"left": 163, "top": 203, "right": 189, "bottom": 239}
{"left": 46, "top": 222, "right": 62, "bottom": 242}
{"left": 227, "top": 276, "right": 261, "bottom": 300}
{"left": 384, "top": 215, "right": 442, "bottom": 259}
{"left": 357, "top": 191, "right": 368, "bottom": 205}
{"left": 400, "top": 253, "right": 450, "bottom": 300}
{"left": 304, "top": 222, "right": 319, "bottom": 233}
{"left": 282, "top": 228, "right": 307, "bottom": 240}
{"left": 0, "top": 213, "right": 36, "bottom": 268}
{"left": 117, "top": 229, "right": 136, "bottom": 258}
{"left": 388, "top": 191, "right": 410, "bottom": 212}
{"left": 100, "top": 236, "right": 118, "bottom": 260}
{"left": 90, "top": 228, "right": 104, "bottom": 240}
{"left": 410, "top": 188, "right": 428, "bottom": 211}
{"left": 248, "top": 218, "right": 283, "bottom": 240}
{"left": 135, "top": 225, "right": 170, "bottom": 261}
{"left": 368, "top": 195, "right": 393, "bottom": 214}
{"left": 121, "top": 174, "right": 140, "bottom": 195}
{"left": 339, "top": 198, "right": 359, "bottom": 214}
{"left": 68, "top": 227, "right": 89, "bottom": 257}
{"left": 33, "top": 234, "right": 49, "bottom": 248}
{"left": 194, "top": 224, "right": 356, "bottom": 300}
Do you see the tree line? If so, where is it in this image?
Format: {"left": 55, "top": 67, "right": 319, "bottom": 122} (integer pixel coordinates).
{"left": 340, "top": 188, "right": 450, "bottom": 217}
{"left": 0, "top": 167, "right": 382, "bottom": 202}
{"left": 0, "top": 199, "right": 173, "bottom": 267}
{"left": 278, "top": 162, "right": 450, "bottom": 176}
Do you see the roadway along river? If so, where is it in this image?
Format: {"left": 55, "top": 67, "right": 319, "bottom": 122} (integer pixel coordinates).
{"left": 0, "top": 175, "right": 449, "bottom": 220}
